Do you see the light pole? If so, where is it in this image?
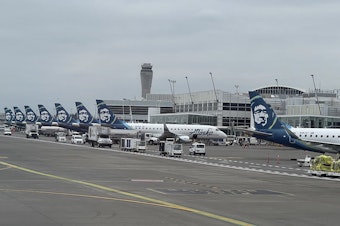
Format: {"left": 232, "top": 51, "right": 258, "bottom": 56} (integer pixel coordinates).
{"left": 122, "top": 99, "right": 125, "bottom": 120}
{"left": 209, "top": 72, "right": 219, "bottom": 104}
{"left": 168, "top": 79, "right": 176, "bottom": 112}
{"left": 310, "top": 74, "right": 322, "bottom": 115}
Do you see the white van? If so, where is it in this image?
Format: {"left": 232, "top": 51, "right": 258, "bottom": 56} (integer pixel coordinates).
{"left": 189, "top": 142, "right": 206, "bottom": 156}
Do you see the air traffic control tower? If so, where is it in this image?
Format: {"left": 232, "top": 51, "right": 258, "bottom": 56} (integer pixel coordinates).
{"left": 140, "top": 63, "right": 153, "bottom": 99}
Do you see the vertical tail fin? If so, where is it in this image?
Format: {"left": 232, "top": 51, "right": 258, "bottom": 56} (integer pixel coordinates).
{"left": 75, "top": 102, "right": 98, "bottom": 124}
{"left": 55, "top": 103, "right": 75, "bottom": 124}
{"left": 13, "top": 106, "right": 26, "bottom": 124}
{"left": 96, "top": 99, "right": 131, "bottom": 129}
{"left": 4, "top": 107, "right": 15, "bottom": 124}
{"left": 248, "top": 91, "right": 283, "bottom": 130}
{"left": 24, "top": 106, "right": 38, "bottom": 123}
{"left": 38, "top": 104, "right": 55, "bottom": 125}
{"left": 96, "top": 99, "right": 117, "bottom": 125}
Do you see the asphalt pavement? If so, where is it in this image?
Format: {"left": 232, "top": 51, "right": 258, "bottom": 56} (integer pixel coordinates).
{"left": 0, "top": 133, "right": 339, "bottom": 226}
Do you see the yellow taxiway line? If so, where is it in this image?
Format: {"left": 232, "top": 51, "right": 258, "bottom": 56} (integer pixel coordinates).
{"left": 0, "top": 161, "right": 255, "bottom": 226}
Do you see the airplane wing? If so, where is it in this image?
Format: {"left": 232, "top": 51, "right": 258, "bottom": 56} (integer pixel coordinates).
{"left": 158, "top": 124, "right": 176, "bottom": 140}
{"left": 157, "top": 124, "right": 190, "bottom": 142}
{"left": 298, "top": 139, "right": 340, "bottom": 153}
{"left": 281, "top": 124, "right": 299, "bottom": 139}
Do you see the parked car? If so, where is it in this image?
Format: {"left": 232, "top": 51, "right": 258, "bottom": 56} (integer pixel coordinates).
{"left": 71, "top": 135, "right": 84, "bottom": 144}
{"left": 3, "top": 128, "right": 12, "bottom": 135}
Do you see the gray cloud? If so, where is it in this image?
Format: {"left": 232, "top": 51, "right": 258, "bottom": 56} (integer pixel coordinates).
{"left": 1, "top": 0, "right": 340, "bottom": 114}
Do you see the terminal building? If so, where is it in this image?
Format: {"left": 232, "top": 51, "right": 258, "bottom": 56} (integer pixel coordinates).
{"left": 101, "top": 65, "right": 340, "bottom": 132}
{"left": 4, "top": 63, "right": 339, "bottom": 131}
{"left": 103, "top": 83, "right": 340, "bottom": 133}
{"left": 256, "top": 86, "right": 340, "bottom": 128}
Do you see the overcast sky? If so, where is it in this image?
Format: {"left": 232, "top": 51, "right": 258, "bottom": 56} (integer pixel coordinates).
{"left": 1, "top": 0, "right": 340, "bottom": 114}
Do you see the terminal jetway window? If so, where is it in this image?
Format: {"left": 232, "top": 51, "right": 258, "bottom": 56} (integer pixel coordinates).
{"left": 223, "top": 117, "right": 250, "bottom": 127}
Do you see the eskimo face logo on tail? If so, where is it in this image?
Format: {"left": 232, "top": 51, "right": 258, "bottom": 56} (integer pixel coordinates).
{"left": 78, "top": 109, "right": 89, "bottom": 123}
{"left": 96, "top": 100, "right": 116, "bottom": 124}
{"left": 40, "top": 110, "right": 50, "bottom": 122}
{"left": 26, "top": 110, "right": 36, "bottom": 122}
{"left": 57, "top": 109, "right": 68, "bottom": 122}
{"left": 15, "top": 111, "right": 24, "bottom": 122}
{"left": 5, "top": 110, "right": 13, "bottom": 122}
{"left": 76, "top": 102, "right": 94, "bottom": 124}
{"left": 5, "top": 113, "right": 12, "bottom": 121}
{"left": 253, "top": 104, "right": 269, "bottom": 127}
{"left": 99, "top": 107, "right": 111, "bottom": 123}
{"left": 249, "top": 91, "right": 282, "bottom": 130}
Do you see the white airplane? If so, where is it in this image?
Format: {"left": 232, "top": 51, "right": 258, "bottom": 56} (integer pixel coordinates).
{"left": 248, "top": 91, "right": 340, "bottom": 153}
{"left": 92, "top": 100, "right": 227, "bottom": 142}
{"left": 127, "top": 122, "right": 227, "bottom": 142}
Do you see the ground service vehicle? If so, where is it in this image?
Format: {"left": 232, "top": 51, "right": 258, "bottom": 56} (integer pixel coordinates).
{"left": 88, "top": 126, "right": 112, "bottom": 148}
{"left": 55, "top": 132, "right": 67, "bottom": 142}
{"left": 144, "top": 133, "right": 159, "bottom": 145}
{"left": 159, "top": 140, "right": 182, "bottom": 157}
{"left": 71, "top": 135, "right": 84, "bottom": 144}
{"left": 120, "top": 138, "right": 146, "bottom": 152}
{"left": 225, "top": 135, "right": 236, "bottom": 145}
{"left": 25, "top": 124, "right": 39, "bottom": 139}
{"left": 297, "top": 155, "right": 312, "bottom": 167}
{"left": 308, "top": 154, "right": 340, "bottom": 177}
{"left": 4, "top": 127, "right": 12, "bottom": 135}
{"left": 189, "top": 142, "right": 206, "bottom": 155}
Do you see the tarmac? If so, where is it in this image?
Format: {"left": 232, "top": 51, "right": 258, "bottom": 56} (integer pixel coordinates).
{"left": 0, "top": 132, "right": 339, "bottom": 226}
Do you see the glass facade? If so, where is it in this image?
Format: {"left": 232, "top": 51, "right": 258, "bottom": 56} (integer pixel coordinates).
{"left": 102, "top": 86, "right": 340, "bottom": 129}
{"left": 150, "top": 113, "right": 217, "bottom": 126}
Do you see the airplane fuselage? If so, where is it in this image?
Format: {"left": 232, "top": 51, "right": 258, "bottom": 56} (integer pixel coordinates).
{"left": 128, "top": 123, "right": 227, "bottom": 140}
{"left": 253, "top": 127, "right": 340, "bottom": 154}
{"left": 291, "top": 128, "right": 340, "bottom": 146}
{"left": 249, "top": 90, "right": 340, "bottom": 154}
